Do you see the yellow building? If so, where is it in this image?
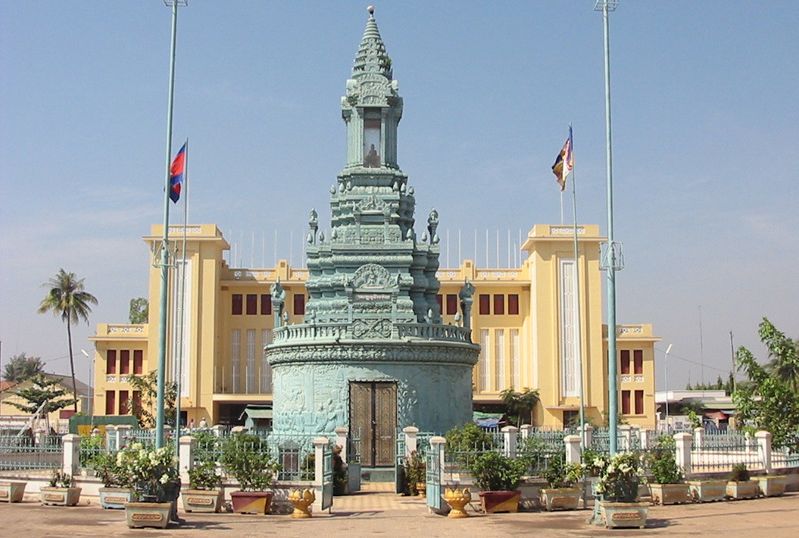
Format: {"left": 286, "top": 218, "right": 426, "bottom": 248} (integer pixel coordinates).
{"left": 89, "top": 222, "right": 658, "bottom": 430}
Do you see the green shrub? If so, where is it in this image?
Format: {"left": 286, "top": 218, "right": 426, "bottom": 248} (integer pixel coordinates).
{"left": 188, "top": 460, "right": 222, "bottom": 490}
{"left": 543, "top": 452, "right": 584, "bottom": 489}
{"left": 444, "top": 423, "right": 495, "bottom": 453}
{"left": 647, "top": 435, "right": 683, "bottom": 485}
{"left": 403, "top": 450, "right": 426, "bottom": 495}
{"left": 220, "top": 433, "right": 280, "bottom": 491}
{"left": 729, "top": 463, "right": 750, "bottom": 482}
{"left": 468, "top": 451, "right": 526, "bottom": 492}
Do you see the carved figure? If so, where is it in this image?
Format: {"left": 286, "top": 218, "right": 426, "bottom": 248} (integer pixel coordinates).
{"left": 364, "top": 143, "right": 380, "bottom": 167}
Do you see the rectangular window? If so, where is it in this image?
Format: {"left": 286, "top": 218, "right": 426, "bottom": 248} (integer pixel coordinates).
{"left": 363, "top": 115, "right": 381, "bottom": 168}
{"left": 246, "top": 294, "right": 257, "bottom": 315}
{"left": 436, "top": 294, "right": 443, "bottom": 314}
{"left": 133, "top": 350, "right": 143, "bottom": 375}
{"left": 232, "top": 294, "right": 243, "bottom": 315}
{"left": 493, "top": 295, "right": 505, "bottom": 315}
{"left": 261, "top": 329, "right": 273, "bottom": 392}
{"left": 260, "top": 294, "right": 272, "bottom": 315}
{"left": 510, "top": 329, "right": 520, "bottom": 389}
{"left": 105, "top": 391, "right": 116, "bottom": 415}
{"left": 478, "top": 294, "right": 490, "bottom": 315}
{"left": 119, "top": 390, "right": 130, "bottom": 415}
{"left": 132, "top": 391, "right": 142, "bottom": 415}
{"left": 231, "top": 329, "right": 241, "bottom": 393}
{"left": 633, "top": 350, "right": 644, "bottom": 375}
{"left": 119, "top": 350, "right": 130, "bottom": 375}
{"left": 495, "top": 329, "right": 505, "bottom": 391}
{"left": 479, "top": 329, "right": 490, "bottom": 391}
{"left": 446, "top": 294, "right": 458, "bottom": 315}
{"left": 246, "top": 329, "right": 256, "bottom": 393}
{"left": 106, "top": 350, "right": 117, "bottom": 375}
{"left": 620, "top": 349, "right": 631, "bottom": 375}
{"left": 621, "top": 390, "right": 631, "bottom": 415}
{"left": 508, "top": 294, "right": 519, "bottom": 315}
{"left": 634, "top": 390, "right": 644, "bottom": 415}
{"left": 293, "top": 294, "right": 305, "bottom": 315}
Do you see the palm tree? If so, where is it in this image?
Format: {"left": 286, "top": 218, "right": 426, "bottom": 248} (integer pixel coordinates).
{"left": 38, "top": 269, "right": 98, "bottom": 411}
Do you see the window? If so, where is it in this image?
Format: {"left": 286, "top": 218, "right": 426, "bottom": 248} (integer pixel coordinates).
{"left": 231, "top": 329, "right": 241, "bottom": 393}
{"left": 246, "top": 294, "right": 257, "bottom": 315}
{"left": 119, "top": 350, "right": 130, "bottom": 375}
{"left": 133, "top": 350, "right": 143, "bottom": 375}
{"left": 508, "top": 294, "right": 519, "bottom": 315}
{"left": 563, "top": 410, "right": 579, "bottom": 428}
{"left": 261, "top": 329, "right": 273, "bottom": 392}
{"left": 105, "top": 391, "right": 116, "bottom": 415}
{"left": 363, "top": 112, "right": 381, "bottom": 168}
{"left": 510, "top": 329, "right": 520, "bottom": 389}
{"left": 260, "top": 294, "right": 272, "bottom": 315}
{"left": 620, "top": 349, "right": 630, "bottom": 375}
{"left": 436, "top": 294, "right": 443, "bottom": 314}
{"left": 446, "top": 294, "right": 458, "bottom": 315}
{"left": 293, "top": 294, "right": 305, "bottom": 315}
{"left": 621, "top": 390, "right": 631, "bottom": 415}
{"left": 246, "top": 330, "right": 256, "bottom": 392}
{"left": 479, "top": 329, "right": 490, "bottom": 391}
{"left": 634, "top": 390, "right": 644, "bottom": 415}
{"left": 495, "top": 329, "right": 505, "bottom": 391}
{"left": 478, "top": 294, "right": 490, "bottom": 315}
{"left": 493, "top": 295, "right": 504, "bottom": 315}
{"left": 633, "top": 350, "right": 643, "bottom": 375}
{"left": 232, "top": 294, "right": 243, "bottom": 315}
{"left": 106, "top": 350, "right": 117, "bottom": 375}
{"left": 119, "top": 390, "right": 130, "bottom": 415}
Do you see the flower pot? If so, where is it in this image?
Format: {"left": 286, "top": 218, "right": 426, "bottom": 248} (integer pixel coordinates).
{"left": 755, "top": 475, "right": 786, "bottom": 497}
{"left": 688, "top": 480, "right": 726, "bottom": 502}
{"left": 416, "top": 481, "right": 426, "bottom": 497}
{"left": 99, "top": 487, "right": 135, "bottom": 509}
{"left": 443, "top": 487, "right": 471, "bottom": 519}
{"left": 726, "top": 481, "right": 758, "bottom": 500}
{"left": 0, "top": 482, "right": 26, "bottom": 503}
{"left": 599, "top": 501, "right": 649, "bottom": 529}
{"left": 40, "top": 486, "right": 82, "bottom": 507}
{"left": 289, "top": 488, "right": 315, "bottom": 518}
{"left": 649, "top": 483, "right": 691, "bottom": 505}
{"left": 230, "top": 490, "right": 273, "bottom": 514}
{"left": 181, "top": 488, "right": 223, "bottom": 513}
{"left": 125, "top": 501, "right": 172, "bottom": 529}
{"left": 540, "top": 487, "right": 581, "bottom": 511}
{"left": 479, "top": 490, "right": 521, "bottom": 514}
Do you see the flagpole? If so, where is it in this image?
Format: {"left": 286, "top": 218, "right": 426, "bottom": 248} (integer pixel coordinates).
{"left": 569, "top": 125, "right": 586, "bottom": 448}
{"left": 560, "top": 191, "right": 564, "bottom": 224}
{"left": 175, "top": 138, "right": 188, "bottom": 456}
{"left": 155, "top": 0, "right": 183, "bottom": 450}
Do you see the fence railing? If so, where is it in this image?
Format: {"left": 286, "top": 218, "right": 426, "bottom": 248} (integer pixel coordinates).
{"left": 0, "top": 434, "right": 63, "bottom": 472}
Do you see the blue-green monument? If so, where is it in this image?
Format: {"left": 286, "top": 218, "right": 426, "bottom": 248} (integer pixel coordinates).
{"left": 266, "top": 8, "right": 478, "bottom": 467}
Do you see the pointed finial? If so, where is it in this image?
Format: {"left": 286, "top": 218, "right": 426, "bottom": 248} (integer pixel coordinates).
{"left": 367, "top": 5, "right": 375, "bottom": 16}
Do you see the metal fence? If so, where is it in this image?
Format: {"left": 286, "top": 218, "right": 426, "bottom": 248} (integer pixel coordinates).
{"left": 0, "top": 434, "right": 63, "bottom": 472}
{"left": 691, "top": 432, "right": 763, "bottom": 473}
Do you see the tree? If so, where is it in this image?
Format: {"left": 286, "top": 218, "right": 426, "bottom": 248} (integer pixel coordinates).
{"left": 37, "top": 269, "right": 98, "bottom": 412}
{"left": 128, "top": 371, "right": 177, "bottom": 428}
{"left": 734, "top": 318, "right": 799, "bottom": 450}
{"left": 759, "top": 319, "right": 799, "bottom": 393}
{"left": 129, "top": 297, "right": 149, "bottom": 324}
{"left": 8, "top": 373, "right": 76, "bottom": 416}
{"left": 2, "top": 353, "right": 45, "bottom": 383}
{"left": 500, "top": 387, "right": 540, "bottom": 427}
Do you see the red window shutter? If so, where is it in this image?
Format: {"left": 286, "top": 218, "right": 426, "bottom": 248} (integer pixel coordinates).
{"left": 119, "top": 350, "right": 130, "bottom": 375}
{"left": 294, "top": 294, "right": 305, "bottom": 315}
{"left": 246, "top": 294, "right": 257, "bottom": 315}
{"left": 620, "top": 350, "right": 630, "bottom": 375}
{"left": 119, "top": 391, "right": 130, "bottom": 415}
{"left": 508, "top": 294, "right": 519, "bottom": 315}
{"left": 446, "top": 294, "right": 458, "bottom": 315}
{"left": 621, "top": 390, "right": 631, "bottom": 415}
{"left": 106, "top": 350, "right": 117, "bottom": 375}
{"left": 260, "top": 294, "right": 272, "bottom": 315}
{"left": 133, "top": 350, "right": 143, "bottom": 375}
{"left": 493, "top": 295, "right": 504, "bottom": 315}
{"left": 478, "top": 294, "right": 490, "bottom": 315}
{"left": 232, "top": 294, "right": 243, "bottom": 315}
{"left": 634, "top": 390, "right": 644, "bottom": 415}
{"left": 105, "top": 391, "right": 116, "bottom": 415}
{"left": 633, "top": 350, "right": 643, "bottom": 375}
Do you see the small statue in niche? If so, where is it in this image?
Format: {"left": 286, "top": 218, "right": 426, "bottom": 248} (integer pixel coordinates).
{"left": 364, "top": 143, "right": 380, "bottom": 168}
{"left": 427, "top": 208, "right": 439, "bottom": 242}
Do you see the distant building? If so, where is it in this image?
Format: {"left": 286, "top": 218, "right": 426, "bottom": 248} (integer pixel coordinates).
{"left": 0, "top": 374, "right": 90, "bottom": 434}
{"left": 656, "top": 390, "right": 736, "bottom": 430}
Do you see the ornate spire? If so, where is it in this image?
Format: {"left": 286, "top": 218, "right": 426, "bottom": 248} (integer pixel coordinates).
{"left": 352, "top": 6, "right": 392, "bottom": 80}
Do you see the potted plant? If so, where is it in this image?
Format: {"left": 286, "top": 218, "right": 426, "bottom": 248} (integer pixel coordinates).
{"left": 754, "top": 474, "right": 787, "bottom": 497}
{"left": 0, "top": 481, "right": 26, "bottom": 503}
{"left": 404, "top": 450, "right": 426, "bottom": 496}
{"left": 595, "top": 452, "right": 648, "bottom": 529}
{"left": 687, "top": 476, "right": 727, "bottom": 502}
{"left": 468, "top": 451, "right": 526, "bottom": 513}
{"left": 117, "top": 443, "right": 180, "bottom": 529}
{"left": 726, "top": 463, "right": 758, "bottom": 500}
{"left": 40, "top": 470, "right": 82, "bottom": 506}
{"left": 182, "top": 460, "right": 223, "bottom": 513}
{"left": 92, "top": 452, "right": 135, "bottom": 509}
{"left": 220, "top": 433, "right": 281, "bottom": 514}
{"left": 646, "top": 436, "right": 691, "bottom": 505}
{"left": 540, "top": 453, "right": 584, "bottom": 511}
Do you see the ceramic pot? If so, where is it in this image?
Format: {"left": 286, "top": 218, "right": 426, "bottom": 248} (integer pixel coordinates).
{"left": 181, "top": 488, "right": 223, "bottom": 513}
{"left": 230, "top": 490, "right": 273, "bottom": 514}
{"left": 479, "top": 490, "right": 521, "bottom": 514}
{"left": 443, "top": 487, "right": 471, "bottom": 519}
{"left": 289, "top": 488, "right": 315, "bottom": 518}
{"left": 125, "top": 501, "right": 172, "bottom": 529}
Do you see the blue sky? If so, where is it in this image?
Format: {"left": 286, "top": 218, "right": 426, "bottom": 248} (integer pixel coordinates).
{"left": 1, "top": 1, "right": 797, "bottom": 391}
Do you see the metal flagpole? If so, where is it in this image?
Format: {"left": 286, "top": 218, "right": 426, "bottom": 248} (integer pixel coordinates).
{"left": 595, "top": 0, "right": 621, "bottom": 456}
{"left": 155, "top": 0, "right": 185, "bottom": 450}
{"left": 560, "top": 191, "right": 565, "bottom": 224}
{"left": 175, "top": 138, "right": 188, "bottom": 456}
{"left": 569, "top": 125, "right": 586, "bottom": 448}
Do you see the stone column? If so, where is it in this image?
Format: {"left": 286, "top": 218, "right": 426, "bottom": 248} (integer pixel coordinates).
{"left": 564, "top": 435, "right": 582, "bottom": 465}
{"left": 62, "top": 434, "right": 80, "bottom": 476}
{"left": 755, "top": 431, "right": 773, "bottom": 474}
{"left": 581, "top": 424, "right": 594, "bottom": 448}
{"left": 640, "top": 429, "right": 649, "bottom": 450}
{"left": 403, "top": 426, "right": 419, "bottom": 458}
{"left": 693, "top": 427, "right": 704, "bottom": 450}
{"left": 674, "top": 432, "right": 692, "bottom": 477}
{"left": 312, "top": 437, "right": 328, "bottom": 513}
{"left": 178, "top": 436, "right": 196, "bottom": 486}
{"left": 335, "top": 427, "right": 349, "bottom": 462}
{"left": 520, "top": 424, "right": 532, "bottom": 440}
{"left": 502, "top": 426, "right": 518, "bottom": 458}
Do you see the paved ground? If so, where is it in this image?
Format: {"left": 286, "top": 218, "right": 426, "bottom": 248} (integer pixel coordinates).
{"left": 2, "top": 484, "right": 799, "bottom": 537}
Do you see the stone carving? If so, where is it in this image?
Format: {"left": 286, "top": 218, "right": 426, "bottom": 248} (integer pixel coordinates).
{"left": 271, "top": 280, "right": 286, "bottom": 328}
{"left": 356, "top": 194, "right": 388, "bottom": 212}
{"left": 351, "top": 318, "right": 392, "bottom": 339}
{"left": 352, "top": 263, "right": 392, "bottom": 289}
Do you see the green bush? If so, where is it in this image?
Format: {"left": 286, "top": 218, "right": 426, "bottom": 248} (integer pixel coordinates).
{"left": 468, "top": 451, "right": 526, "bottom": 492}
{"left": 543, "top": 452, "right": 584, "bottom": 489}
{"left": 91, "top": 451, "right": 130, "bottom": 488}
{"left": 729, "top": 463, "right": 750, "bottom": 482}
{"left": 445, "top": 423, "right": 495, "bottom": 453}
{"left": 403, "top": 450, "right": 426, "bottom": 495}
{"left": 220, "top": 433, "right": 280, "bottom": 491}
{"left": 647, "top": 435, "right": 683, "bottom": 485}
{"left": 188, "top": 460, "right": 222, "bottom": 490}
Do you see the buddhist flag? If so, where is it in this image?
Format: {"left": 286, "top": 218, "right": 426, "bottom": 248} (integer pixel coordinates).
{"left": 551, "top": 126, "right": 573, "bottom": 191}
{"left": 169, "top": 143, "right": 187, "bottom": 203}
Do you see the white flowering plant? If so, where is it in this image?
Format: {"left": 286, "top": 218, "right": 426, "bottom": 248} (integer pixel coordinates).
{"left": 116, "top": 443, "right": 180, "bottom": 502}
{"left": 593, "top": 452, "right": 645, "bottom": 502}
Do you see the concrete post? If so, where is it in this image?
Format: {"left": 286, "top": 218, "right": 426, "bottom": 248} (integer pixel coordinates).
{"left": 335, "top": 426, "right": 349, "bottom": 462}
{"left": 520, "top": 424, "right": 533, "bottom": 440}
{"left": 178, "top": 435, "right": 196, "bottom": 486}
{"left": 640, "top": 429, "right": 649, "bottom": 450}
{"left": 755, "top": 431, "right": 773, "bottom": 474}
{"left": 211, "top": 425, "right": 224, "bottom": 437}
{"left": 403, "top": 426, "right": 419, "bottom": 458}
{"left": 693, "top": 427, "right": 704, "bottom": 450}
{"left": 581, "top": 424, "right": 594, "bottom": 448}
{"left": 564, "top": 434, "right": 582, "bottom": 465}
{"left": 105, "top": 425, "right": 117, "bottom": 452}
{"left": 429, "top": 436, "right": 447, "bottom": 477}
{"left": 312, "top": 437, "right": 328, "bottom": 513}
{"left": 502, "top": 426, "right": 518, "bottom": 458}
{"left": 674, "top": 432, "right": 692, "bottom": 477}
{"left": 619, "top": 425, "right": 632, "bottom": 451}
{"left": 62, "top": 434, "right": 80, "bottom": 476}
{"left": 117, "top": 424, "right": 132, "bottom": 449}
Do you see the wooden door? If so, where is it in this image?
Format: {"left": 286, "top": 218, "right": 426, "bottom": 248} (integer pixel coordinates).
{"left": 349, "top": 381, "right": 397, "bottom": 467}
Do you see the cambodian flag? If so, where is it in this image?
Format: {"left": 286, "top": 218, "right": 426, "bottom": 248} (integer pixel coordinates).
{"left": 169, "top": 143, "right": 186, "bottom": 203}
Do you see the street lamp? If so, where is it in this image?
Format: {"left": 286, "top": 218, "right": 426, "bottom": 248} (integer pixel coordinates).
{"left": 80, "top": 349, "right": 92, "bottom": 419}
{"left": 664, "top": 344, "right": 672, "bottom": 431}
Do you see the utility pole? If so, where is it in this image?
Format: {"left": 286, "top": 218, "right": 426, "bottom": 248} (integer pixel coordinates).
{"left": 729, "top": 331, "right": 736, "bottom": 394}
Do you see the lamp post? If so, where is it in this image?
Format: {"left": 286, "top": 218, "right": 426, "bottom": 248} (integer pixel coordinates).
{"left": 664, "top": 344, "right": 672, "bottom": 431}
{"left": 80, "top": 349, "right": 92, "bottom": 419}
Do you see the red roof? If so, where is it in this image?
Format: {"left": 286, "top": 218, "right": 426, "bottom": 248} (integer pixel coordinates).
{"left": 0, "top": 380, "right": 17, "bottom": 392}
